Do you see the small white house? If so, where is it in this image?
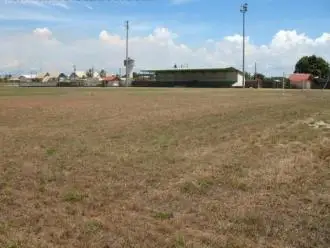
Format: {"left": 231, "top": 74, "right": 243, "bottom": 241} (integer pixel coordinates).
{"left": 289, "top": 73, "right": 313, "bottom": 89}
{"left": 19, "top": 74, "right": 37, "bottom": 82}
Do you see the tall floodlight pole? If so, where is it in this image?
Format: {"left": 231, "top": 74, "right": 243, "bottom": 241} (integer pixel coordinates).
{"left": 125, "top": 20, "right": 129, "bottom": 87}
{"left": 240, "top": 3, "right": 248, "bottom": 88}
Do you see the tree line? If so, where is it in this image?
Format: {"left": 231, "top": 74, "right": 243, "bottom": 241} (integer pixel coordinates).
{"left": 246, "top": 55, "right": 329, "bottom": 80}
{"left": 1, "top": 55, "right": 329, "bottom": 82}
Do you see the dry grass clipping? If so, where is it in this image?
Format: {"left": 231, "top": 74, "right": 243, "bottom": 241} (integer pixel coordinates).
{"left": 0, "top": 88, "right": 329, "bottom": 248}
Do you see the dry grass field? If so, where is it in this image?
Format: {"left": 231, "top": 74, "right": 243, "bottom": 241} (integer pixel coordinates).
{"left": 0, "top": 87, "right": 329, "bottom": 248}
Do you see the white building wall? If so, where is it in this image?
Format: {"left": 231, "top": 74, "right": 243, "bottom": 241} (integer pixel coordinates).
{"left": 123, "top": 58, "right": 135, "bottom": 78}
{"left": 232, "top": 73, "right": 244, "bottom": 87}
{"left": 290, "top": 80, "right": 312, "bottom": 89}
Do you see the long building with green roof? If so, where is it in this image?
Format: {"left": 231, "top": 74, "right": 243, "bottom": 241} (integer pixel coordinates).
{"left": 137, "top": 67, "right": 244, "bottom": 88}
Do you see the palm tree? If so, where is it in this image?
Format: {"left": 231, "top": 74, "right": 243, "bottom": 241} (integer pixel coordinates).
{"left": 86, "top": 68, "right": 93, "bottom": 78}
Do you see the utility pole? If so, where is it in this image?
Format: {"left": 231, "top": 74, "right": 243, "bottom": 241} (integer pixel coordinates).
{"left": 240, "top": 3, "right": 248, "bottom": 88}
{"left": 125, "top": 20, "right": 129, "bottom": 87}
{"left": 73, "top": 65, "right": 76, "bottom": 80}
{"left": 282, "top": 72, "right": 285, "bottom": 95}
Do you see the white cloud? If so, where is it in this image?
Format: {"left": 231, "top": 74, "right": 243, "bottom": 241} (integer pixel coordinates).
{"left": 170, "top": 0, "right": 197, "bottom": 5}
{"left": 33, "top": 27, "right": 52, "bottom": 39}
{"left": 8, "top": 0, "right": 44, "bottom": 7}
{"left": 85, "top": 4, "right": 93, "bottom": 10}
{"left": 0, "top": 8, "right": 69, "bottom": 22}
{"left": 270, "top": 30, "right": 314, "bottom": 49}
{"left": 5, "top": 0, "right": 69, "bottom": 8}
{"left": 0, "top": 27, "right": 329, "bottom": 76}
{"left": 315, "top": 33, "right": 330, "bottom": 44}
{"left": 224, "top": 34, "right": 250, "bottom": 43}
{"left": 2, "top": 59, "right": 21, "bottom": 69}
{"left": 51, "top": 2, "right": 69, "bottom": 9}
{"left": 99, "top": 30, "right": 124, "bottom": 46}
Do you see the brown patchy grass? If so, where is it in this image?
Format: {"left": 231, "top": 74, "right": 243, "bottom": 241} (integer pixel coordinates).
{"left": 0, "top": 88, "right": 330, "bottom": 248}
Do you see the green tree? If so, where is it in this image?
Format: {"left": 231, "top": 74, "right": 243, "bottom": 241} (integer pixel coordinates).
{"left": 4, "top": 74, "right": 12, "bottom": 81}
{"left": 254, "top": 73, "right": 265, "bottom": 80}
{"left": 294, "top": 55, "right": 329, "bottom": 78}
{"left": 244, "top": 72, "right": 253, "bottom": 80}
{"left": 86, "top": 68, "right": 93, "bottom": 78}
{"left": 132, "top": 72, "right": 138, "bottom": 79}
{"left": 99, "top": 69, "right": 106, "bottom": 78}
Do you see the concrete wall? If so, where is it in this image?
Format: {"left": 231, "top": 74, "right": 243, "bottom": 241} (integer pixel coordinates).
{"left": 237, "top": 73, "right": 243, "bottom": 86}
{"left": 0, "top": 82, "right": 19, "bottom": 87}
{"left": 19, "top": 81, "right": 58, "bottom": 87}
{"left": 156, "top": 70, "right": 238, "bottom": 82}
{"left": 84, "top": 79, "right": 101, "bottom": 87}
{"left": 290, "top": 80, "right": 312, "bottom": 89}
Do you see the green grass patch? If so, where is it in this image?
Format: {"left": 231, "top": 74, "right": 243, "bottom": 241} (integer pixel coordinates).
{"left": 63, "top": 191, "right": 86, "bottom": 202}
{"left": 174, "top": 234, "right": 186, "bottom": 248}
{"left": 83, "top": 220, "right": 104, "bottom": 234}
{"left": 4, "top": 241, "right": 23, "bottom": 248}
{"left": 153, "top": 211, "right": 174, "bottom": 220}
{"left": 46, "top": 148, "right": 56, "bottom": 156}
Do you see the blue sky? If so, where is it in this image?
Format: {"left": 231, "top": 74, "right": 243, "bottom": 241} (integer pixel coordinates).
{"left": 0, "top": 0, "right": 330, "bottom": 75}
{"left": 1, "top": 0, "right": 330, "bottom": 46}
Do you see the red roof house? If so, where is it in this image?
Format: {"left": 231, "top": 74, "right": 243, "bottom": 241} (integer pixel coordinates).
{"left": 101, "top": 75, "right": 120, "bottom": 87}
{"left": 289, "top": 73, "right": 313, "bottom": 89}
{"left": 102, "top": 75, "right": 120, "bottom": 82}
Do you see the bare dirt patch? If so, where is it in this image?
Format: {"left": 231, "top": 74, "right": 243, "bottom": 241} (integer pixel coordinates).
{"left": 0, "top": 88, "right": 329, "bottom": 248}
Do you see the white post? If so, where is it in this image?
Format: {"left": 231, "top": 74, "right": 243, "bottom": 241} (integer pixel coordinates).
{"left": 302, "top": 80, "right": 305, "bottom": 91}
